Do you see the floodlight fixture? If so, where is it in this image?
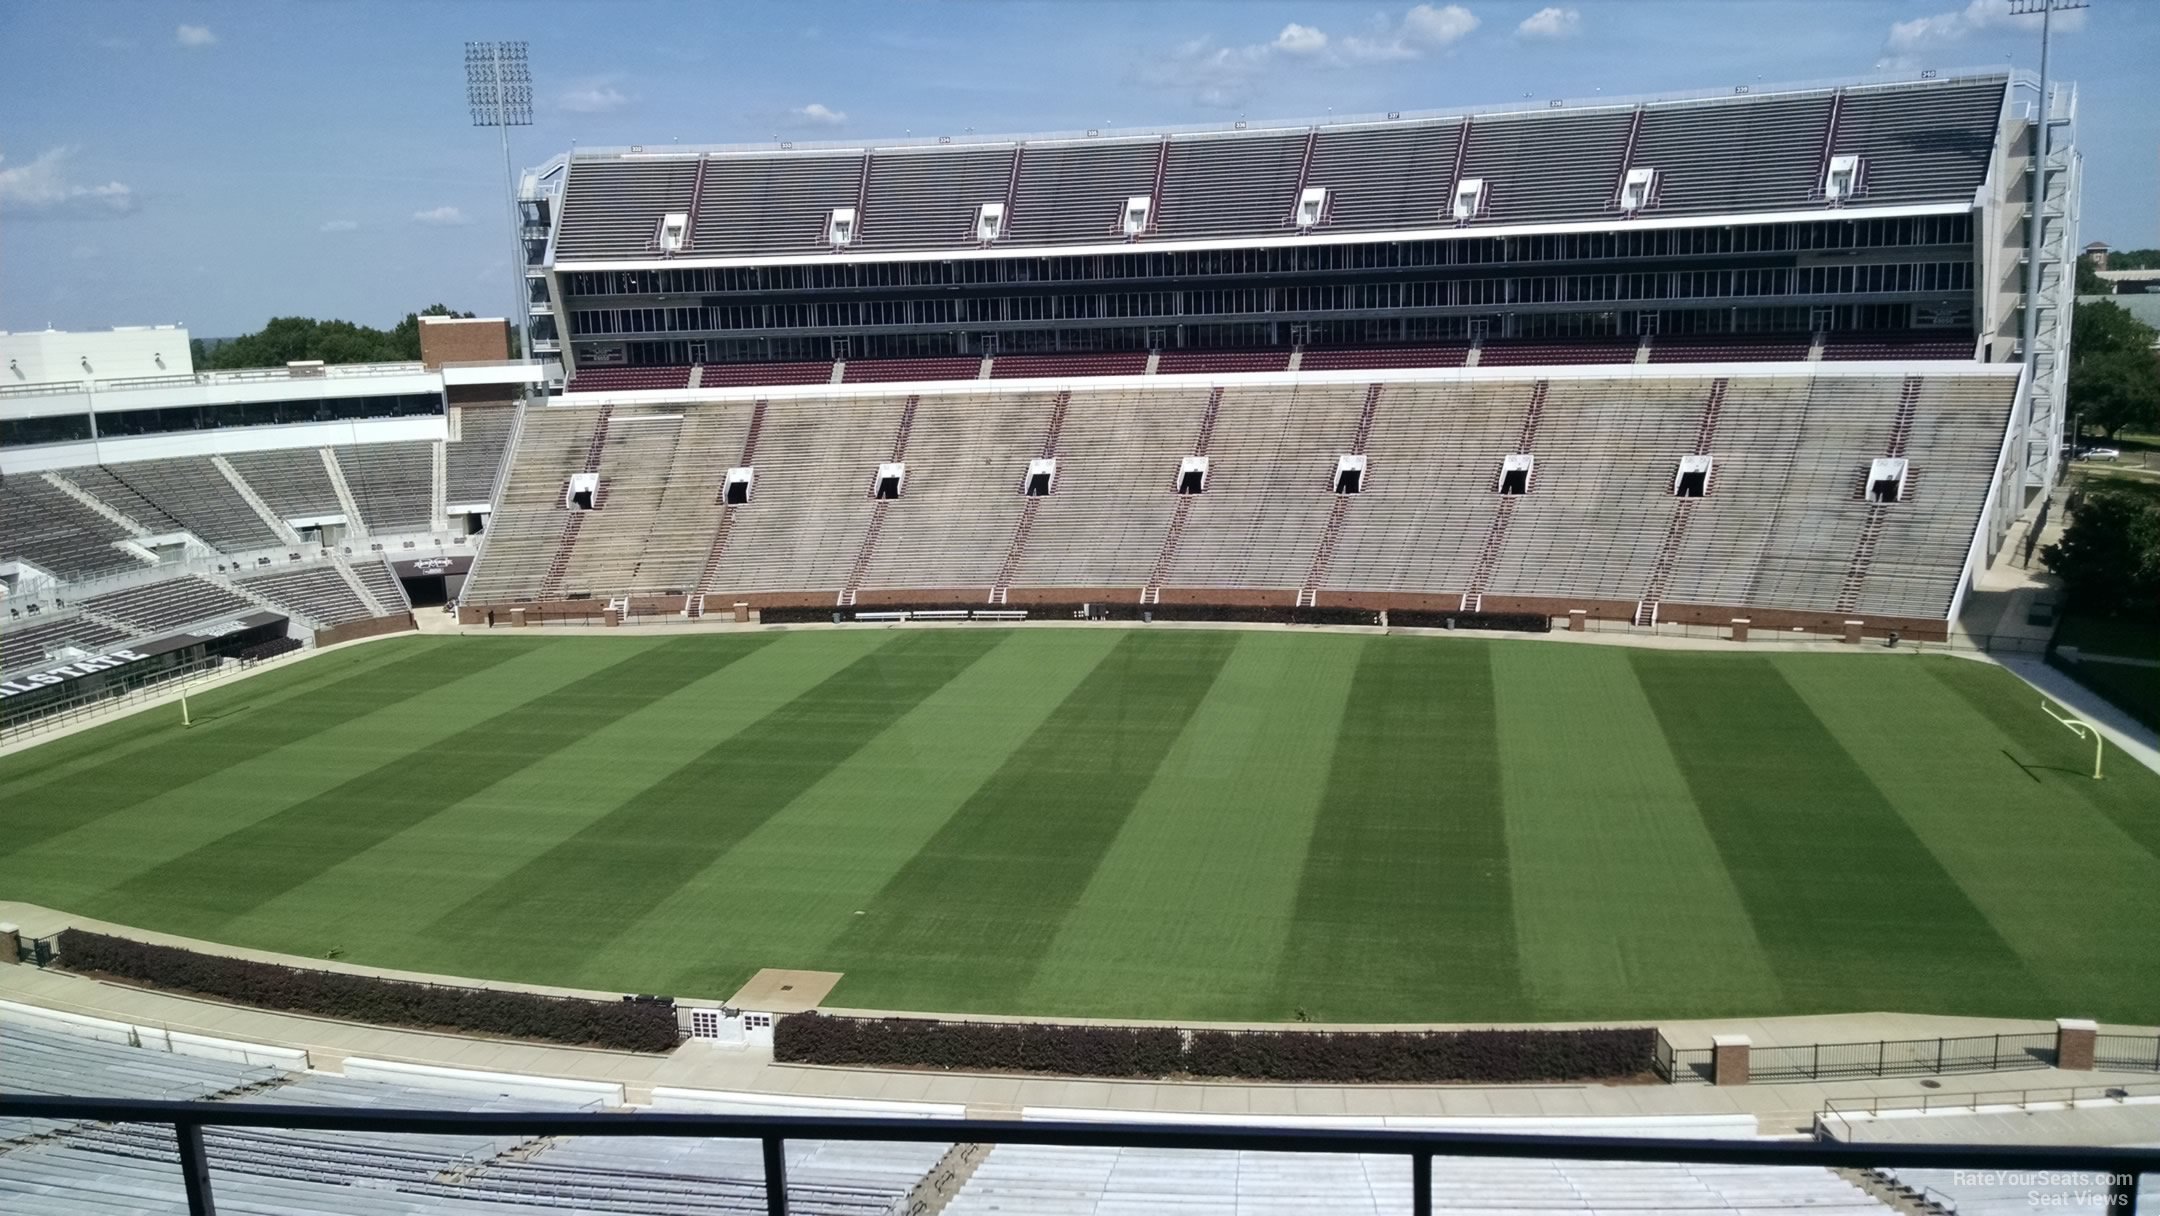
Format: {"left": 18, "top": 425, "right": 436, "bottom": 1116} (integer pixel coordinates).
{"left": 462, "top": 41, "right": 536, "bottom": 383}
{"left": 465, "top": 41, "right": 534, "bottom": 128}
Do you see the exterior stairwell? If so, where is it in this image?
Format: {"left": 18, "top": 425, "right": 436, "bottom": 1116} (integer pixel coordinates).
{"left": 690, "top": 399, "right": 768, "bottom": 614}
{"left": 989, "top": 390, "right": 1070, "bottom": 604}
{"left": 837, "top": 394, "right": 919, "bottom": 608}
{"left": 1461, "top": 381, "right": 1546, "bottom": 612}
{"left": 1299, "top": 384, "right": 1383, "bottom": 608}
{"left": 1833, "top": 376, "right": 1921, "bottom": 615}
{"left": 1142, "top": 388, "right": 1221, "bottom": 604}
{"left": 539, "top": 405, "right": 613, "bottom": 600}
{"left": 1633, "top": 378, "right": 1727, "bottom": 627}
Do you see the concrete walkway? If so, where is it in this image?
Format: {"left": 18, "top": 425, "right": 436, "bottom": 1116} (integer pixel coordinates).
{"left": 10, "top": 963, "right": 2160, "bottom": 1136}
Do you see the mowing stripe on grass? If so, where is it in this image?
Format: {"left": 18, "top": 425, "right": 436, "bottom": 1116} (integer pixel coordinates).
{"left": 1926, "top": 657, "right": 2160, "bottom": 860}
{"left": 1491, "top": 644, "right": 1781, "bottom": 1021}
{"left": 0, "top": 639, "right": 536, "bottom": 862}
{"left": 429, "top": 628, "right": 1008, "bottom": 959}
{"left": 1631, "top": 651, "right": 2041, "bottom": 1015}
{"left": 4, "top": 641, "right": 602, "bottom": 918}
{"left": 826, "top": 629, "right": 1239, "bottom": 1013}
{"left": 1017, "top": 631, "right": 1355, "bottom": 1021}
{"left": 1274, "top": 637, "right": 1524, "bottom": 1022}
{"left": 612, "top": 629, "right": 1127, "bottom": 1000}
{"left": 95, "top": 636, "right": 770, "bottom": 930}
{"left": 1780, "top": 654, "right": 2160, "bottom": 1021}
{"left": 225, "top": 631, "right": 885, "bottom": 973}
{"left": 0, "top": 639, "right": 431, "bottom": 794}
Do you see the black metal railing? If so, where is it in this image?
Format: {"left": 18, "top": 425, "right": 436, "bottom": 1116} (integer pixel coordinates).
{"left": 1664, "top": 1031, "right": 2073, "bottom": 1083}
{"left": 0, "top": 1096, "right": 2150, "bottom": 1216}
{"left": 2100, "top": 1034, "right": 2160, "bottom": 1073}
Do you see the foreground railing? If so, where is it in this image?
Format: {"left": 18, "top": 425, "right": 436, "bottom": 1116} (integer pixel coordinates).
{"left": 1822, "top": 1079, "right": 2160, "bottom": 1125}
{"left": 0, "top": 1096, "right": 2151, "bottom": 1216}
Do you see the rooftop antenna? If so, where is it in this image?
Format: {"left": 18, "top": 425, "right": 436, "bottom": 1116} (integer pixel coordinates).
{"left": 465, "top": 41, "right": 535, "bottom": 371}
{"left": 2008, "top": 0, "right": 2086, "bottom": 485}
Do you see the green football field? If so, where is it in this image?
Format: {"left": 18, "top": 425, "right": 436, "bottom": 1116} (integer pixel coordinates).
{"left": 4, "top": 627, "right": 2157, "bottom": 1025}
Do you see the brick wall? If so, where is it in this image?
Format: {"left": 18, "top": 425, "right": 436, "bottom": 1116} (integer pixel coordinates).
{"left": 418, "top": 317, "right": 510, "bottom": 369}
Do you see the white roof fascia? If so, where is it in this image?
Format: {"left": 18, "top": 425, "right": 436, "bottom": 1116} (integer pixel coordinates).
{"left": 554, "top": 201, "right": 1969, "bottom": 274}
{"left": 441, "top": 363, "right": 549, "bottom": 386}
{"left": 546, "top": 357, "right": 2019, "bottom": 409}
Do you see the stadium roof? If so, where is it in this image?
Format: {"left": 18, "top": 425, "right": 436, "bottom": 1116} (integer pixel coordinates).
{"left": 546, "top": 71, "right": 2011, "bottom": 269}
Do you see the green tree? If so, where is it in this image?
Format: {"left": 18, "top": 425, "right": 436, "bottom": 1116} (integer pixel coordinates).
{"left": 2072, "top": 299, "right": 2158, "bottom": 363}
{"left": 2069, "top": 350, "right": 2160, "bottom": 440}
{"left": 2042, "top": 488, "right": 2160, "bottom": 617}
{"left": 196, "top": 306, "right": 497, "bottom": 369}
{"left": 2067, "top": 300, "right": 2160, "bottom": 443}
{"left": 2077, "top": 255, "right": 2108, "bottom": 294}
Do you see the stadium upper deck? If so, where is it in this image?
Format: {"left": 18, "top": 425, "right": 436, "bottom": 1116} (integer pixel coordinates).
{"left": 542, "top": 73, "right": 2009, "bottom": 264}
{"left": 524, "top": 70, "right": 2049, "bottom": 383}
{"left": 519, "top": 67, "right": 2075, "bottom": 525}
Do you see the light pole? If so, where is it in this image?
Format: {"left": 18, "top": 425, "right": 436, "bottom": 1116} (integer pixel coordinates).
{"left": 465, "top": 41, "right": 534, "bottom": 366}
{"left": 2008, "top": 0, "right": 2087, "bottom": 493}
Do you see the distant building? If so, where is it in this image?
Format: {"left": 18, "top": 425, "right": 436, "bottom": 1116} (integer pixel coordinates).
{"left": 2095, "top": 268, "right": 2160, "bottom": 295}
{"left": 2084, "top": 240, "right": 2112, "bottom": 271}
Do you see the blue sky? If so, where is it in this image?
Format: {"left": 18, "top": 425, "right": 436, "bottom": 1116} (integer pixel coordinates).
{"left": 3, "top": 0, "right": 2152, "bottom": 338}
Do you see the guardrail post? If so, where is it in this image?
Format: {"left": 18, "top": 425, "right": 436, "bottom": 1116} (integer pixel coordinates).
{"left": 1412, "top": 1150, "right": 1432, "bottom": 1216}
{"left": 177, "top": 1121, "right": 218, "bottom": 1216}
{"left": 762, "top": 1135, "right": 789, "bottom": 1216}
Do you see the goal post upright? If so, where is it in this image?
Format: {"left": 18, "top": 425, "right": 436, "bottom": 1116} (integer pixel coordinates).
{"left": 2039, "top": 698, "right": 2103, "bottom": 779}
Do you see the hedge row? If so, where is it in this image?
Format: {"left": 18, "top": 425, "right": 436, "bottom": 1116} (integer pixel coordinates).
{"left": 57, "top": 930, "right": 680, "bottom": 1053}
{"left": 775, "top": 1012, "right": 1184, "bottom": 1077}
{"left": 775, "top": 1013, "right": 1656, "bottom": 1083}
{"left": 1180, "top": 1026, "right": 1653, "bottom": 1083}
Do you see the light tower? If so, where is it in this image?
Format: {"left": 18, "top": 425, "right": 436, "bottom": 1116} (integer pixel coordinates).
{"left": 465, "top": 41, "right": 534, "bottom": 366}
{"left": 2009, "top": 0, "right": 2086, "bottom": 493}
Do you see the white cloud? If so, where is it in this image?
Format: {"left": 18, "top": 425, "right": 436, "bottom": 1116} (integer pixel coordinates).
{"left": 1340, "top": 4, "right": 1481, "bottom": 63}
{"left": 319, "top": 219, "right": 359, "bottom": 233}
{"left": 1517, "top": 7, "right": 1581, "bottom": 40}
{"left": 790, "top": 102, "right": 847, "bottom": 126}
{"left": 1886, "top": 0, "right": 2085, "bottom": 51}
{"left": 0, "top": 147, "right": 138, "bottom": 219}
{"left": 411, "top": 206, "right": 470, "bottom": 227}
{"left": 559, "top": 84, "right": 630, "bottom": 114}
{"left": 176, "top": 24, "right": 216, "bottom": 48}
{"left": 1274, "top": 23, "right": 1329, "bottom": 55}
{"left": 1399, "top": 3, "right": 1480, "bottom": 48}
{"left": 1140, "top": 5, "right": 1481, "bottom": 106}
